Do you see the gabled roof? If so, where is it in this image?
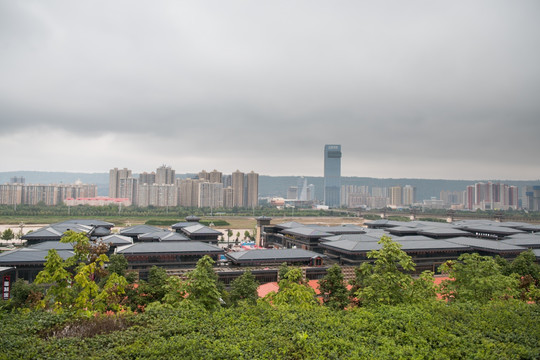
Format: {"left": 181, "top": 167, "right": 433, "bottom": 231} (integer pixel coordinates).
{"left": 417, "top": 227, "right": 471, "bottom": 238}
{"left": 320, "top": 238, "right": 470, "bottom": 253}
{"left": 500, "top": 233, "right": 540, "bottom": 248}
{"left": 281, "top": 227, "right": 332, "bottom": 238}
{"left": 226, "top": 249, "right": 324, "bottom": 262}
{"left": 445, "top": 237, "right": 525, "bottom": 252}
{"left": 28, "top": 241, "right": 73, "bottom": 251}
{"left": 53, "top": 219, "right": 115, "bottom": 229}
{"left": 117, "top": 241, "right": 224, "bottom": 255}
{"left": 119, "top": 225, "right": 165, "bottom": 236}
{"left": 171, "top": 222, "right": 197, "bottom": 230}
{"left": 181, "top": 224, "right": 221, "bottom": 236}
{"left": 98, "top": 234, "right": 133, "bottom": 246}
{"left": 516, "top": 224, "right": 540, "bottom": 232}
{"left": 364, "top": 219, "right": 405, "bottom": 228}
{"left": 455, "top": 224, "right": 524, "bottom": 237}
{"left": 92, "top": 227, "right": 111, "bottom": 237}
{"left": 321, "top": 233, "right": 383, "bottom": 243}
{"left": 0, "top": 248, "right": 74, "bottom": 264}
{"left": 306, "top": 225, "right": 366, "bottom": 235}
{"left": 21, "top": 226, "right": 65, "bottom": 240}
{"left": 138, "top": 231, "right": 189, "bottom": 242}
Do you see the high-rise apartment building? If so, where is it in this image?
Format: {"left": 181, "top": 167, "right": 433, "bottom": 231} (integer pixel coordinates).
{"left": 324, "top": 144, "right": 342, "bottom": 207}
{"left": 402, "top": 185, "right": 416, "bottom": 206}
{"left": 390, "top": 186, "right": 403, "bottom": 206}
{"left": 246, "top": 171, "right": 259, "bottom": 208}
{"left": 178, "top": 178, "right": 203, "bottom": 207}
{"left": 232, "top": 170, "right": 245, "bottom": 207}
{"left": 198, "top": 182, "right": 223, "bottom": 208}
{"left": 0, "top": 182, "right": 97, "bottom": 206}
{"left": 139, "top": 172, "right": 156, "bottom": 185}
{"left": 155, "top": 165, "right": 175, "bottom": 185}
{"left": 209, "top": 170, "right": 222, "bottom": 184}
{"left": 223, "top": 187, "right": 234, "bottom": 208}
{"left": 109, "top": 168, "right": 132, "bottom": 198}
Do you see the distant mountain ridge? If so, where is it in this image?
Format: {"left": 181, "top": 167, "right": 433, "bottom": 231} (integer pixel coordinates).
{"left": 1, "top": 171, "right": 538, "bottom": 201}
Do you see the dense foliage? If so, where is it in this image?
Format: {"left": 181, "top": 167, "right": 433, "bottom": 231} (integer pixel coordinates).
{"left": 0, "top": 301, "right": 539, "bottom": 359}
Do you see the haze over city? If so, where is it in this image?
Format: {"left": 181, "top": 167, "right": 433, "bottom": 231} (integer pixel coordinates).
{"left": 1, "top": 1, "right": 539, "bottom": 180}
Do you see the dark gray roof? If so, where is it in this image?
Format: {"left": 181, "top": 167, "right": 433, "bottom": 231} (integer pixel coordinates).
{"left": 321, "top": 233, "right": 383, "bottom": 242}
{"left": 306, "top": 225, "right": 366, "bottom": 235}
{"left": 500, "top": 233, "right": 540, "bottom": 248}
{"left": 455, "top": 224, "right": 524, "bottom": 236}
{"left": 394, "top": 235, "right": 439, "bottom": 241}
{"left": 171, "top": 222, "right": 197, "bottom": 230}
{"left": 282, "top": 227, "right": 333, "bottom": 238}
{"left": 185, "top": 215, "right": 201, "bottom": 222}
{"left": 138, "top": 231, "right": 189, "bottom": 242}
{"left": 364, "top": 219, "right": 405, "bottom": 228}
{"left": 117, "top": 241, "right": 224, "bottom": 255}
{"left": 320, "top": 238, "right": 469, "bottom": 253}
{"left": 226, "top": 249, "right": 323, "bottom": 262}
{"left": 92, "top": 227, "right": 111, "bottom": 237}
{"left": 28, "top": 241, "right": 73, "bottom": 250}
{"left": 21, "top": 226, "right": 65, "bottom": 240}
{"left": 0, "top": 248, "right": 74, "bottom": 264}
{"left": 21, "top": 223, "right": 101, "bottom": 241}
{"left": 119, "top": 225, "right": 165, "bottom": 236}
{"left": 98, "top": 234, "right": 133, "bottom": 246}
{"left": 181, "top": 224, "right": 221, "bottom": 235}
{"left": 533, "top": 249, "right": 540, "bottom": 260}
{"left": 417, "top": 227, "right": 471, "bottom": 237}
{"left": 53, "top": 219, "right": 115, "bottom": 229}
{"left": 445, "top": 237, "right": 525, "bottom": 252}
{"left": 517, "top": 224, "right": 540, "bottom": 232}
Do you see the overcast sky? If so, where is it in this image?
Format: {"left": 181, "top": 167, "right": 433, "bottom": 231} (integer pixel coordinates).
{"left": 1, "top": 1, "right": 539, "bottom": 180}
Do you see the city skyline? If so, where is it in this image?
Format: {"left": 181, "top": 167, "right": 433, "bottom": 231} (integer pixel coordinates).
{"left": 1, "top": 2, "right": 539, "bottom": 180}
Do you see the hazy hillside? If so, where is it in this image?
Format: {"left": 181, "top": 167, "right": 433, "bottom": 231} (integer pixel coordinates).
{"left": 1, "top": 171, "right": 538, "bottom": 201}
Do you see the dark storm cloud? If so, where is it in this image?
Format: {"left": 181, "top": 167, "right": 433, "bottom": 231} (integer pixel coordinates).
{"left": 0, "top": 1, "right": 539, "bottom": 178}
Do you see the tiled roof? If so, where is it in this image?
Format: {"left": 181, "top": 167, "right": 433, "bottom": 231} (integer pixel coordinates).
{"left": 98, "top": 234, "right": 133, "bottom": 245}
{"left": 282, "top": 227, "right": 332, "bottom": 238}
{"left": 117, "top": 241, "right": 224, "bottom": 254}
{"left": 181, "top": 224, "right": 221, "bottom": 235}
{"left": 0, "top": 248, "right": 74, "bottom": 264}
{"left": 226, "top": 249, "right": 324, "bottom": 262}
{"left": 119, "top": 225, "right": 165, "bottom": 236}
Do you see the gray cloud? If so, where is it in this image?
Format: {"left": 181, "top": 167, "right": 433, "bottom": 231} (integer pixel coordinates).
{"left": 0, "top": 1, "right": 539, "bottom": 179}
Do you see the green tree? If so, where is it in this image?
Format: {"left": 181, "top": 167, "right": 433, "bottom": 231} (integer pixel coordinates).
{"left": 318, "top": 264, "right": 349, "bottom": 310}
{"left": 244, "top": 230, "right": 251, "bottom": 241}
{"left": 278, "top": 262, "right": 290, "bottom": 280}
{"left": 505, "top": 250, "right": 540, "bottom": 281}
{"left": 107, "top": 254, "right": 128, "bottom": 277}
{"left": 7, "top": 279, "right": 43, "bottom": 309}
{"left": 351, "top": 235, "right": 436, "bottom": 306}
{"left": 185, "top": 255, "right": 221, "bottom": 311}
{"left": 439, "top": 253, "right": 519, "bottom": 303}
{"left": 267, "top": 268, "right": 318, "bottom": 308}
{"left": 229, "top": 270, "right": 259, "bottom": 306}
{"left": 35, "top": 249, "right": 73, "bottom": 309}
{"left": 1, "top": 228, "right": 14, "bottom": 240}
{"left": 162, "top": 276, "right": 187, "bottom": 306}
{"left": 146, "top": 266, "right": 168, "bottom": 302}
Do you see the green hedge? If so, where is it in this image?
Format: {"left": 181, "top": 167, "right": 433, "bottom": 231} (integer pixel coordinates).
{"left": 1, "top": 301, "right": 539, "bottom": 359}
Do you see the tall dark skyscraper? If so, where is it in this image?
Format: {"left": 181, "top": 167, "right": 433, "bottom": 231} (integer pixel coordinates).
{"left": 324, "top": 144, "right": 342, "bottom": 207}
